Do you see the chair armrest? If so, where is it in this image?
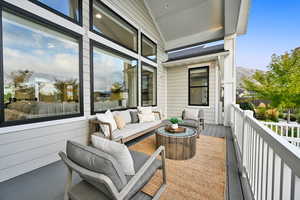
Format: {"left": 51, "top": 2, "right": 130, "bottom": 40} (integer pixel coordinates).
{"left": 58, "top": 151, "right": 120, "bottom": 200}
{"left": 119, "top": 146, "right": 166, "bottom": 199}
{"left": 153, "top": 111, "right": 162, "bottom": 120}
{"left": 90, "top": 119, "right": 113, "bottom": 140}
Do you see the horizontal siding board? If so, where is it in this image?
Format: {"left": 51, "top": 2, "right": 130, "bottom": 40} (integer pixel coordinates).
{"left": 167, "top": 63, "right": 217, "bottom": 124}
{"left": 0, "top": 0, "right": 168, "bottom": 182}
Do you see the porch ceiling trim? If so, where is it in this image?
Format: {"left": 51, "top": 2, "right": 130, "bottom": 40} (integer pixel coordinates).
{"left": 163, "top": 51, "right": 229, "bottom": 67}
{"left": 144, "top": 0, "right": 251, "bottom": 51}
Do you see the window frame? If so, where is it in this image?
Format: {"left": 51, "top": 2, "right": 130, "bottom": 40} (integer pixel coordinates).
{"left": 141, "top": 33, "right": 157, "bottom": 63}
{"left": 188, "top": 66, "right": 209, "bottom": 106}
{"left": 90, "top": 39, "right": 139, "bottom": 115}
{"left": 141, "top": 62, "right": 157, "bottom": 107}
{"left": 28, "top": 0, "right": 83, "bottom": 26}
{"left": 0, "top": 1, "right": 84, "bottom": 127}
{"left": 90, "top": 0, "right": 139, "bottom": 54}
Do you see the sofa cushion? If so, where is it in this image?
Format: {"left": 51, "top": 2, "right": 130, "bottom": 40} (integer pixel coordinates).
{"left": 138, "top": 107, "right": 152, "bottom": 114}
{"left": 112, "top": 121, "right": 162, "bottom": 140}
{"left": 124, "top": 150, "right": 162, "bottom": 200}
{"left": 91, "top": 135, "right": 135, "bottom": 175}
{"left": 130, "top": 111, "right": 139, "bottom": 123}
{"left": 183, "top": 108, "right": 199, "bottom": 120}
{"left": 114, "top": 114, "right": 126, "bottom": 129}
{"left": 179, "top": 119, "right": 199, "bottom": 128}
{"left": 96, "top": 110, "right": 117, "bottom": 137}
{"left": 119, "top": 110, "right": 132, "bottom": 124}
{"left": 66, "top": 141, "right": 127, "bottom": 195}
{"left": 138, "top": 113, "right": 155, "bottom": 123}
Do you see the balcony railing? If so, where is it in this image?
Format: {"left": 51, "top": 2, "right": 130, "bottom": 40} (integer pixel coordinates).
{"left": 230, "top": 104, "right": 300, "bottom": 200}
{"left": 262, "top": 122, "right": 300, "bottom": 147}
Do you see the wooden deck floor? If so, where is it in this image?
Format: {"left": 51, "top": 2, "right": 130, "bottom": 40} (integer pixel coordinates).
{"left": 0, "top": 124, "right": 244, "bottom": 200}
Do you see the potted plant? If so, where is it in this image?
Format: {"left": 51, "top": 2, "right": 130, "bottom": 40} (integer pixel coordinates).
{"left": 169, "top": 117, "right": 182, "bottom": 129}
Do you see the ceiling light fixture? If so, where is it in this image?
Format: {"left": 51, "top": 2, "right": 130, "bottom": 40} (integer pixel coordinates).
{"left": 95, "top": 13, "right": 102, "bottom": 19}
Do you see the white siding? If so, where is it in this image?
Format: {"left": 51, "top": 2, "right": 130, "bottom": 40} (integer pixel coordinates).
{"left": 0, "top": 0, "right": 167, "bottom": 182}
{"left": 167, "top": 62, "right": 218, "bottom": 124}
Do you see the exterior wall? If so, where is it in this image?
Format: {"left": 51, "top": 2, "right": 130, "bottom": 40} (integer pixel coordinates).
{"left": 0, "top": 0, "right": 167, "bottom": 182}
{"left": 166, "top": 62, "right": 219, "bottom": 124}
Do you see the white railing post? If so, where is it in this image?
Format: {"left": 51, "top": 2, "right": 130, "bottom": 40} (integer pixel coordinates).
{"left": 241, "top": 110, "right": 254, "bottom": 178}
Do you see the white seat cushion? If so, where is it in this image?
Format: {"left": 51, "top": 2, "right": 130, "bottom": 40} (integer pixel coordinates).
{"left": 112, "top": 121, "right": 162, "bottom": 139}
{"left": 91, "top": 135, "right": 135, "bottom": 175}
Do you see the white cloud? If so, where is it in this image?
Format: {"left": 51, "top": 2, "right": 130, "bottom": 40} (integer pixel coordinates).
{"left": 3, "top": 48, "right": 79, "bottom": 83}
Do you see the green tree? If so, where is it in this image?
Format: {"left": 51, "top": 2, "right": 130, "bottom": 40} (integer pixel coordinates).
{"left": 243, "top": 48, "right": 300, "bottom": 123}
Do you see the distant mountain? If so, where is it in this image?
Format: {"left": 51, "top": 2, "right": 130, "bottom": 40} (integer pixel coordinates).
{"left": 236, "top": 66, "right": 262, "bottom": 88}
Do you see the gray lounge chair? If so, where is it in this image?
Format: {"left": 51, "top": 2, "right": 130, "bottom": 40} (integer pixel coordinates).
{"left": 179, "top": 109, "right": 205, "bottom": 137}
{"left": 59, "top": 141, "right": 167, "bottom": 200}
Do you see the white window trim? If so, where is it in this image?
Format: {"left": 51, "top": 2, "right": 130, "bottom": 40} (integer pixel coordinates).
{"left": 5, "top": 0, "right": 85, "bottom": 35}
{"left": 0, "top": 116, "right": 87, "bottom": 135}
{"left": 89, "top": 31, "right": 139, "bottom": 59}
{"left": 141, "top": 56, "right": 158, "bottom": 67}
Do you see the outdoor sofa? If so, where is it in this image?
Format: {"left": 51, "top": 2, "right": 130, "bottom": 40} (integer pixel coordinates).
{"left": 89, "top": 108, "right": 163, "bottom": 143}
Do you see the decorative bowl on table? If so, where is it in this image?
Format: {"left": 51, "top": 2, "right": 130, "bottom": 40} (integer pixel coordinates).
{"left": 165, "top": 125, "right": 186, "bottom": 133}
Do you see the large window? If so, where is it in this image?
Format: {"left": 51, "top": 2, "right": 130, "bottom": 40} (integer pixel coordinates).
{"left": 29, "top": 0, "right": 81, "bottom": 24}
{"left": 1, "top": 9, "right": 82, "bottom": 126}
{"left": 91, "top": 0, "right": 138, "bottom": 52}
{"left": 141, "top": 63, "right": 157, "bottom": 106}
{"left": 141, "top": 34, "right": 157, "bottom": 62}
{"left": 189, "top": 67, "right": 209, "bottom": 106}
{"left": 91, "top": 41, "right": 138, "bottom": 113}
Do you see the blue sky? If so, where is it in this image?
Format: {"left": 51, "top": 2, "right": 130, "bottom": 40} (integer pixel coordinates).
{"left": 236, "top": 0, "right": 300, "bottom": 70}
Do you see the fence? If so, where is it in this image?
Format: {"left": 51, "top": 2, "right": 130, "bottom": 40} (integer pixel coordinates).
{"left": 231, "top": 104, "right": 300, "bottom": 200}
{"left": 262, "top": 122, "right": 300, "bottom": 147}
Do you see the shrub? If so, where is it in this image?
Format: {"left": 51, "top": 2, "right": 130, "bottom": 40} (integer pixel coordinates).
{"left": 239, "top": 102, "right": 255, "bottom": 111}
{"left": 290, "top": 114, "right": 297, "bottom": 122}
{"left": 266, "top": 108, "right": 279, "bottom": 122}
{"left": 255, "top": 107, "right": 267, "bottom": 120}
{"left": 297, "top": 114, "right": 300, "bottom": 124}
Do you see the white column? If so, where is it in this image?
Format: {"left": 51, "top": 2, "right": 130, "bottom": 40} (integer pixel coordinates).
{"left": 223, "top": 34, "right": 236, "bottom": 126}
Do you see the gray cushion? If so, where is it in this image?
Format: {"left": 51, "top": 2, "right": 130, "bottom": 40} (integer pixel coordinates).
{"left": 68, "top": 181, "right": 111, "bottom": 200}
{"left": 69, "top": 181, "right": 152, "bottom": 200}
{"left": 66, "top": 141, "right": 127, "bottom": 195}
{"left": 182, "top": 109, "right": 204, "bottom": 120}
{"left": 130, "top": 111, "right": 139, "bottom": 123}
{"left": 179, "top": 119, "right": 199, "bottom": 128}
{"left": 124, "top": 150, "right": 162, "bottom": 200}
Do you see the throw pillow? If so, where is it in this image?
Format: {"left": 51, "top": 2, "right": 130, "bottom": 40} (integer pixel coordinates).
{"left": 96, "top": 110, "right": 117, "bottom": 137}
{"left": 130, "top": 111, "right": 139, "bottom": 123}
{"left": 91, "top": 135, "right": 135, "bottom": 175}
{"left": 184, "top": 108, "right": 199, "bottom": 120}
{"left": 114, "top": 114, "right": 126, "bottom": 129}
{"left": 119, "top": 110, "right": 131, "bottom": 124}
{"left": 138, "top": 106, "right": 152, "bottom": 114}
{"left": 138, "top": 113, "right": 155, "bottom": 123}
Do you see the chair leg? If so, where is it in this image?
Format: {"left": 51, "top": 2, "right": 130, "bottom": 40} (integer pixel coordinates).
{"left": 64, "top": 167, "right": 73, "bottom": 200}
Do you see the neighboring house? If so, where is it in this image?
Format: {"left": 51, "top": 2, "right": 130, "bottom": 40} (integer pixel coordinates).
{"left": 0, "top": 0, "right": 250, "bottom": 182}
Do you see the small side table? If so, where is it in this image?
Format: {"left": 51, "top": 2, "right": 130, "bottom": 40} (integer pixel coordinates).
{"left": 156, "top": 126, "right": 197, "bottom": 160}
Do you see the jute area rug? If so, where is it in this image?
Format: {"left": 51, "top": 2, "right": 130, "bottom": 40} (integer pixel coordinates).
{"left": 129, "top": 135, "right": 226, "bottom": 200}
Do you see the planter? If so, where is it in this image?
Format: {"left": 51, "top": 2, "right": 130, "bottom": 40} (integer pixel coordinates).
{"left": 171, "top": 123, "right": 178, "bottom": 129}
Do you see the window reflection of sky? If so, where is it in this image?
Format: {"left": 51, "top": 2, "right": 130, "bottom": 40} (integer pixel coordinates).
{"left": 93, "top": 49, "right": 135, "bottom": 92}
{"left": 37, "top": 0, "right": 79, "bottom": 20}
{"left": 3, "top": 12, "right": 79, "bottom": 86}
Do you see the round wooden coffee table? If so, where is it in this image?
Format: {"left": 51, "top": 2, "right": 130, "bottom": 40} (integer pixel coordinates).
{"left": 156, "top": 126, "right": 197, "bottom": 160}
